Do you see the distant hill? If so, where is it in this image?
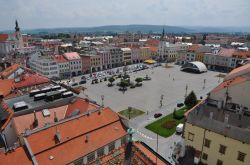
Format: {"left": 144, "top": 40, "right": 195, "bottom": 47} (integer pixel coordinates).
{"left": 1, "top": 25, "right": 250, "bottom": 34}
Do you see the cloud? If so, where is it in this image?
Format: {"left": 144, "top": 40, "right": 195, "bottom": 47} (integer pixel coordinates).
{"left": 0, "top": 0, "right": 249, "bottom": 30}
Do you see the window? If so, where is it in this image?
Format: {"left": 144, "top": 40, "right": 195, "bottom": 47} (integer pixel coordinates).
{"left": 188, "top": 132, "right": 194, "bottom": 141}
{"left": 108, "top": 142, "right": 115, "bottom": 152}
{"left": 217, "top": 159, "right": 223, "bottom": 165}
{"left": 202, "top": 153, "right": 208, "bottom": 160}
{"left": 219, "top": 145, "right": 227, "bottom": 154}
{"left": 237, "top": 151, "right": 246, "bottom": 162}
{"left": 97, "top": 147, "right": 104, "bottom": 157}
{"left": 204, "top": 139, "right": 211, "bottom": 148}
{"left": 87, "top": 152, "right": 95, "bottom": 163}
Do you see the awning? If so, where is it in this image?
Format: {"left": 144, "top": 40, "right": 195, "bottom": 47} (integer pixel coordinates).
{"left": 144, "top": 59, "right": 156, "bottom": 64}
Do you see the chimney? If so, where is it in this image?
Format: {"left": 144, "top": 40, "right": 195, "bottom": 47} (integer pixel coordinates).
{"left": 33, "top": 111, "right": 38, "bottom": 128}
{"left": 55, "top": 129, "right": 61, "bottom": 143}
{"left": 54, "top": 112, "right": 58, "bottom": 122}
{"left": 85, "top": 134, "right": 89, "bottom": 143}
{"left": 209, "top": 112, "right": 213, "bottom": 120}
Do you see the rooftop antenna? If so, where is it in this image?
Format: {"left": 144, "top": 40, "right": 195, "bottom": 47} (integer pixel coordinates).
{"left": 33, "top": 110, "right": 38, "bottom": 128}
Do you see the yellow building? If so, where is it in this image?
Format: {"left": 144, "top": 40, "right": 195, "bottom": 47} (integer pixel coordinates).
{"left": 140, "top": 47, "right": 151, "bottom": 61}
{"left": 195, "top": 52, "right": 204, "bottom": 62}
{"left": 184, "top": 64, "right": 250, "bottom": 165}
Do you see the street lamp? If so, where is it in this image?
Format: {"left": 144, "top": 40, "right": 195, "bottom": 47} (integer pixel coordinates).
{"left": 185, "top": 84, "right": 188, "bottom": 98}
{"left": 101, "top": 95, "right": 104, "bottom": 107}
{"left": 160, "top": 94, "right": 164, "bottom": 107}
{"left": 203, "top": 79, "right": 206, "bottom": 89}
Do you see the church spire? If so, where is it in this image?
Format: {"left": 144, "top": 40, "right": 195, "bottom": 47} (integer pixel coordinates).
{"left": 15, "top": 20, "right": 20, "bottom": 32}
{"left": 160, "top": 27, "right": 165, "bottom": 41}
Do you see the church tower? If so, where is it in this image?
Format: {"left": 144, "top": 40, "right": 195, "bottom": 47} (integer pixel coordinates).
{"left": 14, "top": 20, "right": 24, "bottom": 48}
{"left": 158, "top": 27, "right": 167, "bottom": 61}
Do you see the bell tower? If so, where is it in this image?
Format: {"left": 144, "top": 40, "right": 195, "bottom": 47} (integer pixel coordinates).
{"left": 14, "top": 20, "right": 24, "bottom": 47}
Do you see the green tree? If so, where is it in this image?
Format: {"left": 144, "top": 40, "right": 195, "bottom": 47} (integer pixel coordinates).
{"left": 120, "top": 80, "right": 129, "bottom": 90}
{"left": 135, "top": 77, "right": 143, "bottom": 85}
{"left": 184, "top": 91, "right": 198, "bottom": 108}
{"left": 108, "top": 77, "right": 115, "bottom": 86}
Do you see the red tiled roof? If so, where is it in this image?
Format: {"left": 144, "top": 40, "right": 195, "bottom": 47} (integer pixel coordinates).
{"left": 133, "top": 142, "right": 167, "bottom": 165}
{"left": 53, "top": 55, "right": 68, "bottom": 63}
{"left": 188, "top": 44, "right": 201, "bottom": 52}
{"left": 232, "top": 50, "right": 250, "bottom": 58}
{"left": 0, "top": 102, "right": 14, "bottom": 130}
{"left": 218, "top": 48, "right": 236, "bottom": 57}
{"left": 65, "top": 97, "right": 99, "bottom": 117}
{"left": 14, "top": 73, "right": 49, "bottom": 89}
{"left": 145, "top": 39, "right": 160, "bottom": 47}
{"left": 63, "top": 52, "right": 81, "bottom": 60}
{"left": 26, "top": 108, "right": 127, "bottom": 165}
{"left": 13, "top": 105, "right": 68, "bottom": 135}
{"left": 0, "top": 147, "right": 32, "bottom": 165}
{"left": 212, "top": 76, "right": 247, "bottom": 93}
{"left": 148, "top": 46, "right": 158, "bottom": 52}
{"left": 0, "top": 34, "right": 8, "bottom": 42}
{"left": 0, "top": 64, "right": 20, "bottom": 78}
{"left": 0, "top": 79, "right": 14, "bottom": 97}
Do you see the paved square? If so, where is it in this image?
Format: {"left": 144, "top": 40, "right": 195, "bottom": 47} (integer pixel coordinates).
{"left": 81, "top": 65, "right": 221, "bottom": 113}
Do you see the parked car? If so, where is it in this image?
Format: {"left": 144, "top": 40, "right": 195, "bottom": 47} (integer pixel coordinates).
{"left": 154, "top": 113, "right": 162, "bottom": 118}
{"left": 177, "top": 103, "right": 184, "bottom": 108}
{"left": 176, "top": 123, "right": 184, "bottom": 134}
{"left": 71, "top": 82, "right": 78, "bottom": 87}
{"left": 79, "top": 80, "right": 86, "bottom": 84}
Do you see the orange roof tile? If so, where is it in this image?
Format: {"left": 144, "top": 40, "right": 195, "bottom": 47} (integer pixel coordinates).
{"left": 0, "top": 102, "right": 14, "bottom": 130}
{"left": 14, "top": 73, "right": 49, "bottom": 89}
{"left": 35, "top": 121, "right": 126, "bottom": 165}
{"left": 65, "top": 97, "right": 99, "bottom": 117}
{"left": 13, "top": 105, "right": 68, "bottom": 135}
{"left": 218, "top": 48, "right": 236, "bottom": 57}
{"left": 212, "top": 76, "right": 247, "bottom": 93}
{"left": 0, "top": 147, "right": 32, "bottom": 165}
{"left": 26, "top": 108, "right": 127, "bottom": 165}
{"left": 133, "top": 142, "right": 166, "bottom": 165}
{"left": 27, "top": 108, "right": 121, "bottom": 154}
{"left": 148, "top": 46, "right": 158, "bottom": 52}
{"left": 226, "top": 63, "right": 250, "bottom": 78}
{"left": 53, "top": 55, "right": 68, "bottom": 63}
{"left": 232, "top": 50, "right": 250, "bottom": 58}
{"left": 0, "top": 34, "right": 8, "bottom": 42}
{"left": 0, "top": 64, "right": 20, "bottom": 78}
{"left": 188, "top": 44, "right": 201, "bottom": 52}
{"left": 145, "top": 39, "right": 160, "bottom": 47}
{"left": 0, "top": 79, "right": 14, "bottom": 97}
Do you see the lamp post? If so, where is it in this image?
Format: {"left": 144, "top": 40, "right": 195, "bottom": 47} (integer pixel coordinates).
{"left": 128, "top": 106, "right": 132, "bottom": 120}
{"left": 203, "top": 79, "right": 206, "bottom": 89}
{"left": 160, "top": 94, "right": 164, "bottom": 107}
{"left": 101, "top": 95, "right": 104, "bottom": 107}
{"left": 185, "top": 84, "right": 188, "bottom": 98}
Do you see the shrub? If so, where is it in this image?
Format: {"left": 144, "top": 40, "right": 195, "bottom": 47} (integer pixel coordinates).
{"left": 184, "top": 91, "right": 198, "bottom": 108}
{"left": 162, "top": 120, "right": 176, "bottom": 129}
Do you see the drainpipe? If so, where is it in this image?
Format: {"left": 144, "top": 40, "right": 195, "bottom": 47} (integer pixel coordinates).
{"left": 200, "top": 129, "right": 207, "bottom": 163}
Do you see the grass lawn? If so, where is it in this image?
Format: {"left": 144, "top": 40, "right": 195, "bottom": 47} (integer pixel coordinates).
{"left": 145, "top": 107, "right": 187, "bottom": 138}
{"left": 118, "top": 108, "right": 145, "bottom": 119}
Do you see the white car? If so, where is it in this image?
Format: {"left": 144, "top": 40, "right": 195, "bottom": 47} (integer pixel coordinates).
{"left": 176, "top": 123, "right": 184, "bottom": 133}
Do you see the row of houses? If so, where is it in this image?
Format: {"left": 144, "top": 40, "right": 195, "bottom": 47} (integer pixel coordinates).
{"left": 28, "top": 45, "right": 159, "bottom": 79}
{"left": 177, "top": 44, "right": 250, "bottom": 72}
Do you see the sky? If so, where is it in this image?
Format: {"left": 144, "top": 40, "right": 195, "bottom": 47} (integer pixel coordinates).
{"left": 0, "top": 0, "right": 250, "bottom": 30}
